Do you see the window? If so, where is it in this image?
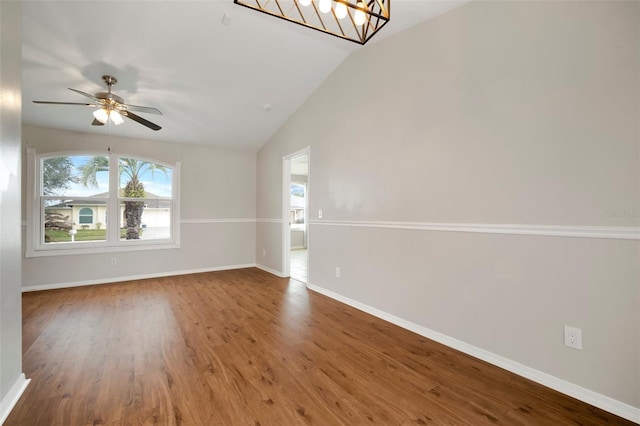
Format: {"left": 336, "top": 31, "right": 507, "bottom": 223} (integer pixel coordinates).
{"left": 290, "top": 182, "right": 305, "bottom": 228}
{"left": 26, "top": 150, "right": 181, "bottom": 256}
{"left": 78, "top": 208, "right": 93, "bottom": 224}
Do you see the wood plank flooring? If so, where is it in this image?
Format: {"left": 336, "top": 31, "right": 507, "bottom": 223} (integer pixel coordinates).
{"left": 6, "top": 268, "right": 634, "bottom": 425}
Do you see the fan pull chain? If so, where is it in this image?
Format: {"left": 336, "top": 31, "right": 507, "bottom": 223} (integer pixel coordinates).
{"left": 107, "top": 118, "right": 112, "bottom": 154}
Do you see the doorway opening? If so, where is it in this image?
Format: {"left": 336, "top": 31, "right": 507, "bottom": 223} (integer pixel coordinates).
{"left": 283, "top": 149, "right": 309, "bottom": 283}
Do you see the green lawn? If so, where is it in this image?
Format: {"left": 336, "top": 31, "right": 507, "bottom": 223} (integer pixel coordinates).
{"left": 45, "top": 229, "right": 106, "bottom": 242}
{"left": 45, "top": 228, "right": 132, "bottom": 242}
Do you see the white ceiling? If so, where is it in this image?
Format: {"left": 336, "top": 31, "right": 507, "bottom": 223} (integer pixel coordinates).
{"left": 22, "top": 0, "right": 465, "bottom": 152}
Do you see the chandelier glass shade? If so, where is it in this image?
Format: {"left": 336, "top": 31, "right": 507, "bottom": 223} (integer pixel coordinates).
{"left": 234, "top": 0, "right": 390, "bottom": 45}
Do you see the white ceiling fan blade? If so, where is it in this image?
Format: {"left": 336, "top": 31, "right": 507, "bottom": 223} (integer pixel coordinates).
{"left": 123, "top": 104, "right": 163, "bottom": 115}
{"left": 68, "top": 87, "right": 100, "bottom": 102}
{"left": 33, "top": 101, "right": 98, "bottom": 107}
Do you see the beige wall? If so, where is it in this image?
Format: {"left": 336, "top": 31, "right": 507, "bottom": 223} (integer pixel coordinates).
{"left": 257, "top": 0, "right": 640, "bottom": 410}
{"left": 0, "top": 0, "right": 26, "bottom": 416}
{"left": 23, "top": 125, "right": 257, "bottom": 288}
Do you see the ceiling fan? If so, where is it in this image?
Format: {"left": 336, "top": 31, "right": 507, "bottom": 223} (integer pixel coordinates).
{"left": 33, "top": 75, "right": 162, "bottom": 131}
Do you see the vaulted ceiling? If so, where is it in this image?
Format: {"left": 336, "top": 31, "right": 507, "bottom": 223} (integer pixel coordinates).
{"left": 22, "top": 0, "right": 464, "bottom": 151}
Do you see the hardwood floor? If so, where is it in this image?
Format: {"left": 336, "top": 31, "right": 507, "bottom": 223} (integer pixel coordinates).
{"left": 7, "top": 268, "right": 634, "bottom": 425}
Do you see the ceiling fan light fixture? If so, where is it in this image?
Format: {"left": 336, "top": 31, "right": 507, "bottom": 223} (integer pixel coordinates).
{"left": 234, "top": 0, "right": 389, "bottom": 44}
{"left": 110, "top": 110, "right": 124, "bottom": 125}
{"left": 93, "top": 108, "right": 109, "bottom": 124}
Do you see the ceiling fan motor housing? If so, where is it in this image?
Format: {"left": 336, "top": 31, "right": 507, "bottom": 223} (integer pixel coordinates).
{"left": 95, "top": 92, "right": 124, "bottom": 105}
{"left": 97, "top": 75, "right": 123, "bottom": 108}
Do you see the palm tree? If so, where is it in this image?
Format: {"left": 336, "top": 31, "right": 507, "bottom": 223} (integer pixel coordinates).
{"left": 80, "top": 157, "right": 168, "bottom": 239}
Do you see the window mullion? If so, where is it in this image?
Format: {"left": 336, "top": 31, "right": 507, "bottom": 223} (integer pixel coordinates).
{"left": 107, "top": 153, "right": 120, "bottom": 243}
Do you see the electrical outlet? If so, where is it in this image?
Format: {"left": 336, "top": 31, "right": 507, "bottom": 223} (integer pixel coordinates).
{"left": 318, "top": 209, "right": 323, "bottom": 219}
{"left": 335, "top": 267, "right": 341, "bottom": 278}
{"left": 110, "top": 257, "right": 117, "bottom": 266}
{"left": 262, "top": 249, "right": 266, "bottom": 257}
{"left": 564, "top": 325, "right": 582, "bottom": 350}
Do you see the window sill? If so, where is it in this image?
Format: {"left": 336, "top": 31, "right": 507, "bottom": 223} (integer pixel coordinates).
{"left": 25, "top": 241, "right": 180, "bottom": 258}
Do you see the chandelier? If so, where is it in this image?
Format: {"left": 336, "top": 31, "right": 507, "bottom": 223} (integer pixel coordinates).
{"left": 234, "top": 0, "right": 390, "bottom": 45}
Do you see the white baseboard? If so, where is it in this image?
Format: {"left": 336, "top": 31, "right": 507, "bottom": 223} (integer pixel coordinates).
{"left": 22, "top": 263, "right": 257, "bottom": 292}
{"left": 306, "top": 283, "right": 640, "bottom": 424}
{"left": 0, "top": 373, "right": 30, "bottom": 425}
{"left": 255, "top": 263, "right": 286, "bottom": 278}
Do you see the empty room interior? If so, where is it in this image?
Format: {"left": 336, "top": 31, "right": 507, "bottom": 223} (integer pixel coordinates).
{"left": 1, "top": 0, "right": 639, "bottom": 424}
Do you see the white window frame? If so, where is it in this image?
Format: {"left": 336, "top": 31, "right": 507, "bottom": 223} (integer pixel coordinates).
{"left": 26, "top": 148, "right": 181, "bottom": 257}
